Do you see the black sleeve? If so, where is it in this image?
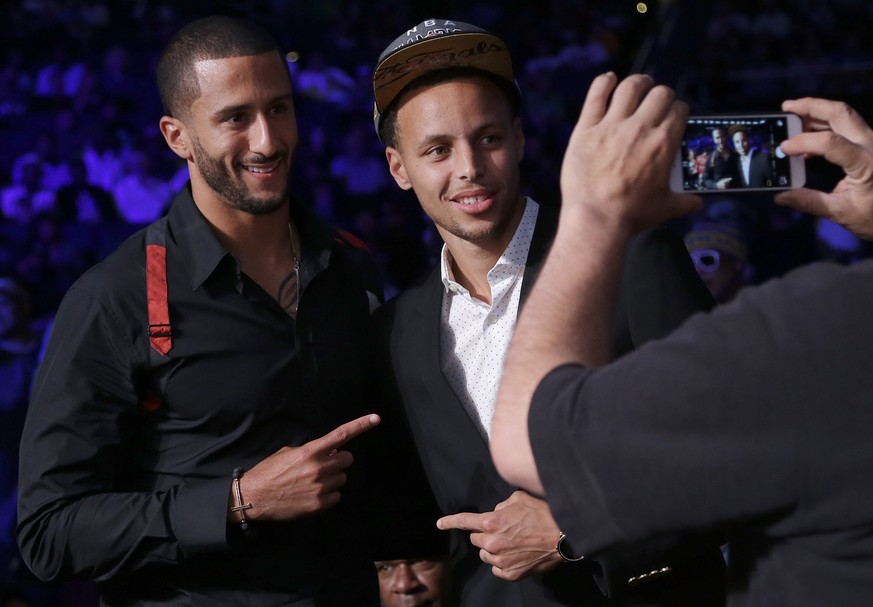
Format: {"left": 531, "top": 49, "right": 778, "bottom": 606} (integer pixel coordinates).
{"left": 359, "top": 301, "right": 448, "bottom": 560}
{"left": 532, "top": 258, "right": 842, "bottom": 602}
{"left": 17, "top": 285, "right": 230, "bottom": 584}
{"left": 609, "top": 226, "right": 714, "bottom": 359}
{"left": 590, "top": 227, "right": 726, "bottom": 602}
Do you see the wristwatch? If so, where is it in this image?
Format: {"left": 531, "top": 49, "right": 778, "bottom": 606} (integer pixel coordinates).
{"left": 556, "top": 532, "right": 585, "bottom": 562}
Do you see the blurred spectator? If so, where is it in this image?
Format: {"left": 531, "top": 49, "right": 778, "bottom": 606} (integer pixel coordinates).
{"left": 31, "top": 132, "right": 73, "bottom": 191}
{"left": 0, "top": 279, "right": 42, "bottom": 585}
{"left": 520, "top": 67, "right": 569, "bottom": 133}
{"left": 53, "top": 157, "right": 119, "bottom": 224}
{"left": 0, "top": 47, "right": 32, "bottom": 118}
{"left": 98, "top": 43, "right": 143, "bottom": 108}
{"left": 815, "top": 217, "right": 871, "bottom": 265}
{"left": 523, "top": 16, "right": 609, "bottom": 77}
{"left": 33, "top": 44, "right": 70, "bottom": 104}
{"left": 375, "top": 557, "right": 455, "bottom": 607}
{"left": 293, "top": 49, "right": 357, "bottom": 107}
{"left": 111, "top": 149, "right": 174, "bottom": 224}
{"left": 329, "top": 123, "right": 390, "bottom": 220}
{"left": 373, "top": 198, "right": 431, "bottom": 296}
{"left": 684, "top": 220, "right": 751, "bottom": 304}
{"left": 750, "top": 0, "right": 793, "bottom": 40}
{"left": 15, "top": 213, "right": 94, "bottom": 320}
{"left": 82, "top": 128, "right": 127, "bottom": 193}
{"left": 706, "top": 0, "right": 751, "bottom": 43}
{"left": 0, "top": 154, "right": 55, "bottom": 223}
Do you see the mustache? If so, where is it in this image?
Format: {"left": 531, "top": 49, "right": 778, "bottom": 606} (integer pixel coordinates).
{"left": 239, "top": 153, "right": 284, "bottom": 165}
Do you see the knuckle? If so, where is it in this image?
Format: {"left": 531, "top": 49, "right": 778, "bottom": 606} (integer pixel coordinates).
{"left": 479, "top": 518, "right": 498, "bottom": 534}
{"left": 332, "top": 427, "right": 349, "bottom": 444}
{"left": 479, "top": 535, "right": 503, "bottom": 554}
{"left": 835, "top": 101, "right": 855, "bottom": 119}
{"left": 298, "top": 443, "right": 315, "bottom": 460}
{"left": 824, "top": 131, "right": 842, "bottom": 146}
{"left": 651, "top": 84, "right": 675, "bottom": 102}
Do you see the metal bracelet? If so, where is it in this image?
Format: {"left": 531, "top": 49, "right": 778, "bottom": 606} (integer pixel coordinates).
{"left": 231, "top": 467, "right": 253, "bottom": 535}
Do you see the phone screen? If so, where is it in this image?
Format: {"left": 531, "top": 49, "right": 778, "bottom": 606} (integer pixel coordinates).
{"left": 678, "top": 114, "right": 801, "bottom": 193}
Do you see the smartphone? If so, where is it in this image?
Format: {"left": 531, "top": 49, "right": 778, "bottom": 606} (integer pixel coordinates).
{"left": 670, "top": 113, "right": 805, "bottom": 193}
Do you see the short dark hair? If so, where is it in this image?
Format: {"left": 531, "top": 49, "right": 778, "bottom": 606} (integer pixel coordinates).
{"left": 378, "top": 67, "right": 522, "bottom": 148}
{"left": 156, "top": 16, "right": 284, "bottom": 118}
{"left": 728, "top": 124, "right": 750, "bottom": 138}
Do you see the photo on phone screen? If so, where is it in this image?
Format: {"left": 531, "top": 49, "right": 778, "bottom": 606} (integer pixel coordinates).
{"left": 671, "top": 113, "right": 805, "bottom": 193}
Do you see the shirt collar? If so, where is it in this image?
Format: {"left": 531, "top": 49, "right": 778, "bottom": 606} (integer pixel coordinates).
{"left": 166, "top": 183, "right": 337, "bottom": 291}
{"left": 167, "top": 184, "right": 229, "bottom": 291}
{"left": 440, "top": 197, "right": 539, "bottom": 293}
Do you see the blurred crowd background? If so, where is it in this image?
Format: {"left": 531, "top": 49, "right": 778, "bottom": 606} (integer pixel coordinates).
{"left": 2, "top": 0, "right": 873, "bottom": 604}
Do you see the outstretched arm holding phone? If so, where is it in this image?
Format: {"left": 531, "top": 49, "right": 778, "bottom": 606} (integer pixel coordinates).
{"left": 492, "top": 84, "right": 873, "bottom": 492}
{"left": 491, "top": 75, "right": 873, "bottom": 605}
{"left": 491, "top": 72, "right": 698, "bottom": 492}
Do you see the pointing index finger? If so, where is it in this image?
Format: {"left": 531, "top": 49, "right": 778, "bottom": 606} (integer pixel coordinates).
{"left": 437, "top": 512, "right": 486, "bottom": 532}
{"left": 313, "top": 413, "right": 381, "bottom": 453}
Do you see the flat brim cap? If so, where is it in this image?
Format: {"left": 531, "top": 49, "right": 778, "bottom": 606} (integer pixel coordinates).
{"left": 373, "top": 19, "right": 514, "bottom": 135}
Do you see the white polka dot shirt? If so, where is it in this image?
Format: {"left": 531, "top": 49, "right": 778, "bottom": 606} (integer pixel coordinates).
{"left": 440, "top": 198, "right": 539, "bottom": 440}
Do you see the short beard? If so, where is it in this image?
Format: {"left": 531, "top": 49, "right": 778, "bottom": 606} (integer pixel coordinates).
{"left": 445, "top": 220, "right": 500, "bottom": 245}
{"left": 191, "top": 137, "right": 289, "bottom": 215}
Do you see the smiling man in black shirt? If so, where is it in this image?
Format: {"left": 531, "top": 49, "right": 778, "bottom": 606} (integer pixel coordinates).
{"left": 17, "top": 16, "right": 438, "bottom": 606}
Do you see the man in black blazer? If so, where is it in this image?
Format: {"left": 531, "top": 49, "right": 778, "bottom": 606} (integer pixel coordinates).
{"left": 729, "top": 125, "right": 773, "bottom": 188}
{"left": 372, "top": 19, "right": 725, "bottom": 606}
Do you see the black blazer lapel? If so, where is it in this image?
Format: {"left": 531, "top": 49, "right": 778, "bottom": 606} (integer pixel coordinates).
{"left": 520, "top": 203, "right": 559, "bottom": 304}
{"left": 396, "top": 268, "right": 515, "bottom": 509}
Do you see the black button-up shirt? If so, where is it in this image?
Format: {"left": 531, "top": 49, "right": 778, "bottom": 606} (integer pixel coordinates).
{"left": 17, "top": 186, "right": 415, "bottom": 605}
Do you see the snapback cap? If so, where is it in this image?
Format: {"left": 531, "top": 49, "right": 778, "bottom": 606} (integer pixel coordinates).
{"left": 372, "top": 19, "right": 516, "bottom": 140}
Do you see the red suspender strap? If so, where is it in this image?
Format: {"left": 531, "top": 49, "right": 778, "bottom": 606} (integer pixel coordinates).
{"left": 146, "top": 220, "right": 172, "bottom": 356}
{"left": 334, "top": 228, "right": 370, "bottom": 251}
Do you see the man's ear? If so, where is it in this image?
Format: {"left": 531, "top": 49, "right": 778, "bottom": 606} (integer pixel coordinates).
{"left": 160, "top": 116, "right": 192, "bottom": 161}
{"left": 386, "top": 146, "right": 413, "bottom": 191}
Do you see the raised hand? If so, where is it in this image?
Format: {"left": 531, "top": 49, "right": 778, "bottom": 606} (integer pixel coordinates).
{"left": 236, "top": 413, "right": 381, "bottom": 521}
{"left": 559, "top": 72, "right": 700, "bottom": 234}
{"left": 776, "top": 98, "right": 873, "bottom": 240}
{"left": 493, "top": 74, "right": 701, "bottom": 492}
{"left": 436, "top": 491, "right": 563, "bottom": 581}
